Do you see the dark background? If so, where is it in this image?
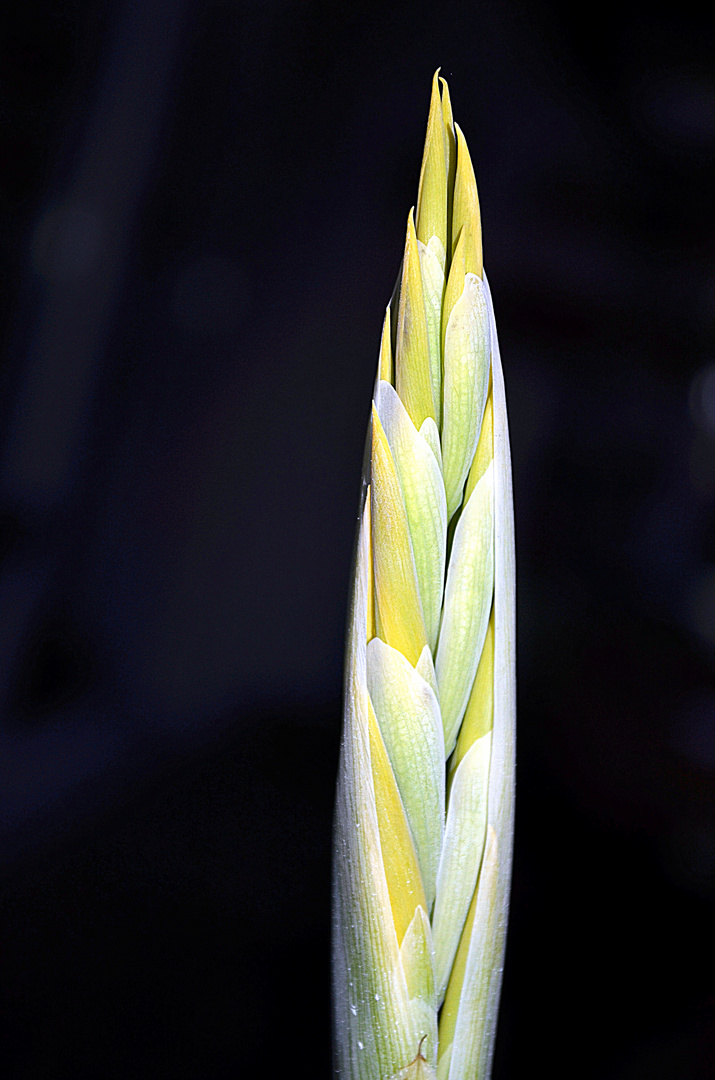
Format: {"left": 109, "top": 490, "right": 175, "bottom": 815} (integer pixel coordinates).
{"left": 0, "top": 1, "right": 714, "bottom": 1077}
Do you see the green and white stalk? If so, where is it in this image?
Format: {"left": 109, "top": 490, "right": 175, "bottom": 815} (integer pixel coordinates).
{"left": 332, "top": 73, "right": 515, "bottom": 1080}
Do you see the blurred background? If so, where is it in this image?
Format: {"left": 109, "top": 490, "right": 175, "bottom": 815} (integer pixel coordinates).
{"left": 0, "top": 1, "right": 713, "bottom": 1076}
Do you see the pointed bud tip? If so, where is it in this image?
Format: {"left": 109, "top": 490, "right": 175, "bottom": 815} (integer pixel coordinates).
{"left": 416, "top": 77, "right": 448, "bottom": 252}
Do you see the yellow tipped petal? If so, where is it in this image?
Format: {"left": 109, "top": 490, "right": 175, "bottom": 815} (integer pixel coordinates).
{"left": 371, "top": 406, "right": 428, "bottom": 666}
{"left": 368, "top": 694, "right": 427, "bottom": 946}
{"left": 379, "top": 306, "right": 393, "bottom": 385}
{"left": 416, "top": 71, "right": 448, "bottom": 256}
{"left": 452, "top": 124, "right": 483, "bottom": 277}
{"left": 396, "top": 211, "right": 435, "bottom": 430}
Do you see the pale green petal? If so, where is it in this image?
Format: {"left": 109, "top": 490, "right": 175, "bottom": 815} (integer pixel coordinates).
{"left": 376, "top": 380, "right": 447, "bottom": 650}
{"left": 441, "top": 274, "right": 490, "bottom": 518}
{"left": 436, "top": 276, "right": 515, "bottom": 1080}
{"left": 367, "top": 637, "right": 445, "bottom": 910}
{"left": 368, "top": 693, "right": 427, "bottom": 944}
{"left": 431, "top": 732, "right": 492, "bottom": 1003}
{"left": 438, "top": 827, "right": 499, "bottom": 1080}
{"left": 436, "top": 463, "right": 494, "bottom": 755}
{"left": 418, "top": 237, "right": 446, "bottom": 430}
{"left": 473, "top": 274, "right": 516, "bottom": 1080}
{"left": 400, "top": 905, "right": 436, "bottom": 1009}
{"left": 439, "top": 278, "right": 514, "bottom": 1080}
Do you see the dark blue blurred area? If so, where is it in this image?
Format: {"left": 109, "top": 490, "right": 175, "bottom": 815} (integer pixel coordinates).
{"left": 0, "top": 1, "right": 714, "bottom": 1077}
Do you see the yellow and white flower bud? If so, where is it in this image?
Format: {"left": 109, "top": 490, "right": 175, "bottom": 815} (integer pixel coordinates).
{"left": 333, "top": 73, "right": 515, "bottom": 1080}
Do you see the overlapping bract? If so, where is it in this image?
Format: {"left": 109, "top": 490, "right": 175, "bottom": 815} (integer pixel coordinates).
{"left": 333, "top": 73, "right": 515, "bottom": 1080}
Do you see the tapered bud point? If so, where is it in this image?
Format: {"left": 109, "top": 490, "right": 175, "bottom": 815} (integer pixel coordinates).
{"left": 439, "top": 76, "right": 453, "bottom": 127}
{"left": 452, "top": 124, "right": 483, "bottom": 277}
{"left": 439, "top": 77, "right": 457, "bottom": 254}
{"left": 379, "top": 306, "right": 393, "bottom": 385}
{"left": 416, "top": 71, "right": 448, "bottom": 256}
{"left": 396, "top": 210, "right": 435, "bottom": 430}
{"left": 334, "top": 77, "right": 515, "bottom": 1080}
